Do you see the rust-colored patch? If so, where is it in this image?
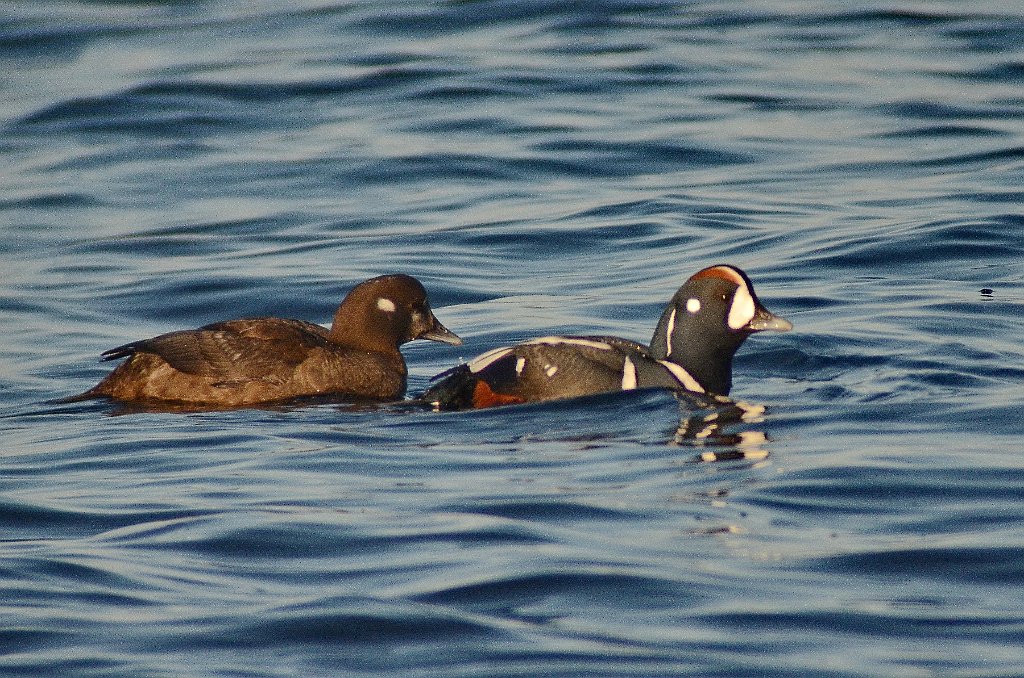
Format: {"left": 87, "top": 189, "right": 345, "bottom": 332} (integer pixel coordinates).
{"left": 690, "top": 265, "right": 744, "bottom": 286}
{"left": 472, "top": 380, "right": 527, "bottom": 408}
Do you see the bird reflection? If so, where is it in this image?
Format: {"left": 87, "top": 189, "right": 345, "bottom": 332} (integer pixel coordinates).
{"left": 671, "top": 393, "right": 770, "bottom": 463}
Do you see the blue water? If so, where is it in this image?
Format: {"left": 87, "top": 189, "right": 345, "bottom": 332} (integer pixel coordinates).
{"left": 3, "top": 1, "right": 1024, "bottom": 675}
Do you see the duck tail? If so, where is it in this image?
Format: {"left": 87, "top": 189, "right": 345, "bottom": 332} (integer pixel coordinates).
{"left": 417, "top": 365, "right": 480, "bottom": 411}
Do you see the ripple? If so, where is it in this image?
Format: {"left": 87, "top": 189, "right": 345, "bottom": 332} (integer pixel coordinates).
{"left": 4, "top": 1, "right": 1024, "bottom": 676}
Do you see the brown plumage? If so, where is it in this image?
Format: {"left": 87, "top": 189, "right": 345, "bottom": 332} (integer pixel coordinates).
{"left": 67, "top": 274, "right": 461, "bottom": 407}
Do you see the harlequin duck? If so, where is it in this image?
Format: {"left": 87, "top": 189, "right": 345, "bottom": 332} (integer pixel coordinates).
{"left": 66, "top": 274, "right": 462, "bottom": 407}
{"left": 421, "top": 265, "right": 790, "bottom": 410}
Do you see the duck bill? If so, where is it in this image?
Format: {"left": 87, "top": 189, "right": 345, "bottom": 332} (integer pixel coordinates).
{"left": 745, "top": 306, "right": 793, "bottom": 333}
{"left": 419, "top": 318, "right": 463, "bottom": 346}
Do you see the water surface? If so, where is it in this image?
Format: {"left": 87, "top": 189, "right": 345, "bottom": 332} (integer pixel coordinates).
{"left": 3, "top": 1, "right": 1024, "bottom": 676}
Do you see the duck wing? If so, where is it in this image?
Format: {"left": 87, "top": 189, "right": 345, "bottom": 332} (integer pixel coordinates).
{"left": 101, "top": 318, "right": 329, "bottom": 382}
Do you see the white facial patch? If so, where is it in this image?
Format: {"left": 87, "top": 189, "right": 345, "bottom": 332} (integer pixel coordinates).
{"left": 727, "top": 283, "right": 756, "bottom": 330}
{"left": 621, "top": 357, "right": 637, "bottom": 390}
{"left": 524, "top": 336, "right": 612, "bottom": 351}
{"left": 657, "top": 360, "right": 705, "bottom": 393}
{"left": 468, "top": 347, "right": 513, "bottom": 373}
{"left": 376, "top": 298, "right": 397, "bottom": 313}
{"left": 686, "top": 298, "right": 701, "bottom": 314}
{"left": 544, "top": 364, "right": 558, "bottom": 377}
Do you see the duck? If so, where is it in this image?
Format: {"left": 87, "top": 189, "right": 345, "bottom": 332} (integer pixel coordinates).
{"left": 421, "top": 265, "right": 790, "bottom": 410}
{"left": 67, "top": 274, "right": 462, "bottom": 407}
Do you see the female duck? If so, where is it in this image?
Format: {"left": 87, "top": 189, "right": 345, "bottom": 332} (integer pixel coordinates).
{"left": 70, "top": 274, "right": 461, "bottom": 407}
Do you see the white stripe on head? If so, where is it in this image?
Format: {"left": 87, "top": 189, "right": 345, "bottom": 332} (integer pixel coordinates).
{"left": 524, "top": 336, "right": 612, "bottom": 350}
{"left": 621, "top": 357, "right": 637, "bottom": 390}
{"left": 468, "top": 347, "right": 513, "bottom": 373}
{"left": 377, "top": 298, "right": 397, "bottom": 313}
{"left": 664, "top": 307, "right": 677, "bottom": 357}
{"left": 657, "top": 360, "right": 705, "bottom": 393}
{"left": 727, "top": 282, "right": 756, "bottom": 330}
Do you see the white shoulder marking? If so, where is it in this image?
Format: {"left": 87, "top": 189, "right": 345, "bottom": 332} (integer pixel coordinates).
{"left": 468, "top": 347, "right": 513, "bottom": 373}
{"left": 515, "top": 357, "right": 526, "bottom": 375}
{"left": 524, "top": 336, "right": 612, "bottom": 350}
{"left": 621, "top": 357, "right": 637, "bottom": 390}
{"left": 664, "top": 307, "right": 677, "bottom": 357}
{"left": 376, "top": 298, "right": 397, "bottom": 313}
{"left": 657, "top": 360, "right": 705, "bottom": 393}
{"left": 727, "top": 283, "right": 756, "bottom": 330}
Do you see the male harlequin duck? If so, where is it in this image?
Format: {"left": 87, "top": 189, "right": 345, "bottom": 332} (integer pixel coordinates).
{"left": 67, "top": 274, "right": 462, "bottom": 407}
{"left": 421, "top": 265, "right": 791, "bottom": 410}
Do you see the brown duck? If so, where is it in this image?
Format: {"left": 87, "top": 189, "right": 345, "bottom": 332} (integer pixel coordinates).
{"left": 68, "top": 274, "right": 462, "bottom": 407}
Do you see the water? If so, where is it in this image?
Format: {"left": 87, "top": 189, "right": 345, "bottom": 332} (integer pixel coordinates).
{"left": 3, "top": 1, "right": 1024, "bottom": 675}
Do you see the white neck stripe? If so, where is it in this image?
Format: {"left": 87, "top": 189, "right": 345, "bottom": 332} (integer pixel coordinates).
{"left": 664, "top": 307, "right": 676, "bottom": 357}
{"left": 658, "top": 360, "right": 705, "bottom": 393}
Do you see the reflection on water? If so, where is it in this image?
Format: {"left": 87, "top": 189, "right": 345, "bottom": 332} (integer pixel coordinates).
{"left": 672, "top": 393, "right": 771, "bottom": 462}
{"left": 3, "top": 1, "right": 1024, "bottom": 676}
